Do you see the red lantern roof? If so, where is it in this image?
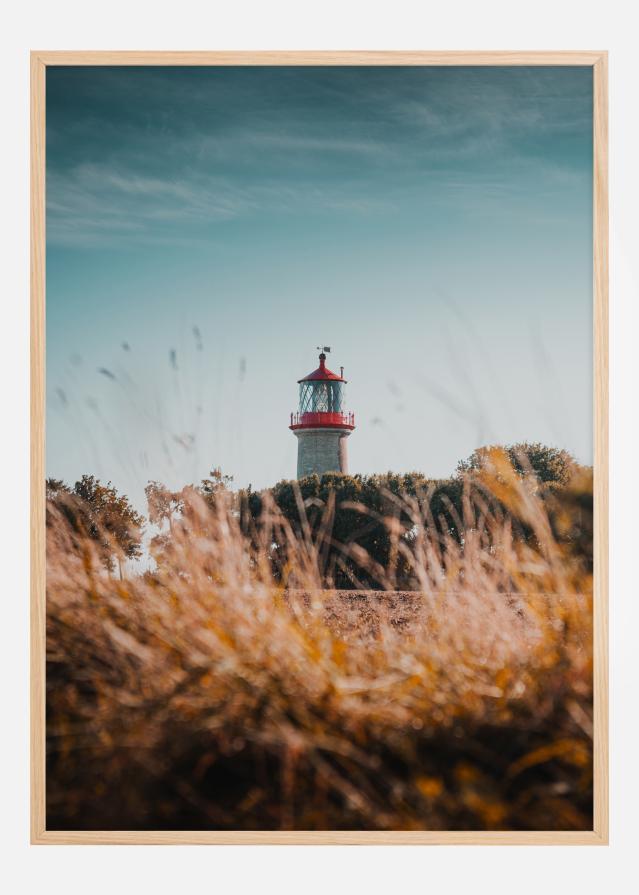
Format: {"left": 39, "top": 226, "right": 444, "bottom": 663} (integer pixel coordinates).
{"left": 298, "top": 352, "right": 346, "bottom": 383}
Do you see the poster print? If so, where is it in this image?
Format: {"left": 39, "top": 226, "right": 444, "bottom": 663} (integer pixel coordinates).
{"left": 37, "top": 58, "right": 605, "bottom": 840}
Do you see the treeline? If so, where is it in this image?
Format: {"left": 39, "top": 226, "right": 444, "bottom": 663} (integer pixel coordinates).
{"left": 238, "top": 444, "right": 592, "bottom": 589}
{"left": 46, "top": 443, "right": 592, "bottom": 588}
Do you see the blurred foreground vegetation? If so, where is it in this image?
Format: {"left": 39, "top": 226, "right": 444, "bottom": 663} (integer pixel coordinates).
{"left": 46, "top": 444, "right": 593, "bottom": 830}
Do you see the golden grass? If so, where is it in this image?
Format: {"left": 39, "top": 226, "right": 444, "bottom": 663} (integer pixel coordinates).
{"left": 46, "top": 458, "right": 592, "bottom": 831}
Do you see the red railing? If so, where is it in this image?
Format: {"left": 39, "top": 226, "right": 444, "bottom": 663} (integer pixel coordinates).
{"left": 290, "top": 411, "right": 355, "bottom": 429}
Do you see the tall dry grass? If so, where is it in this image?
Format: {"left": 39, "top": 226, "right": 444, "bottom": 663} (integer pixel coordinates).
{"left": 46, "top": 453, "right": 592, "bottom": 830}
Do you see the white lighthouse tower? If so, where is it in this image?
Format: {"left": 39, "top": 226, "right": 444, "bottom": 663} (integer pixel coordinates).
{"left": 289, "top": 348, "right": 356, "bottom": 479}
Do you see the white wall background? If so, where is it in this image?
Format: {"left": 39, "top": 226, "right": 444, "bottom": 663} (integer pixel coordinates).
{"left": 0, "top": 2, "right": 636, "bottom": 892}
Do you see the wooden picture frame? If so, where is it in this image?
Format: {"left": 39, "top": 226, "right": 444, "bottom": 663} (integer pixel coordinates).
{"left": 31, "top": 50, "right": 608, "bottom": 845}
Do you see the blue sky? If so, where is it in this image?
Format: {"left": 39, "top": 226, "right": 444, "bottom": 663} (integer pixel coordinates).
{"left": 46, "top": 66, "right": 593, "bottom": 510}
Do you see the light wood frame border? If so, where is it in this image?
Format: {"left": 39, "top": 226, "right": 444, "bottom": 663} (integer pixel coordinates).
{"left": 30, "top": 50, "right": 608, "bottom": 845}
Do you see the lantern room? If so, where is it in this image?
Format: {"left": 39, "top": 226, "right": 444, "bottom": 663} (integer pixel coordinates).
{"left": 290, "top": 352, "right": 355, "bottom": 431}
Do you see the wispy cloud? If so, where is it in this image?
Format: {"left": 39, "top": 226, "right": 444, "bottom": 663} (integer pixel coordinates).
{"left": 46, "top": 66, "right": 592, "bottom": 248}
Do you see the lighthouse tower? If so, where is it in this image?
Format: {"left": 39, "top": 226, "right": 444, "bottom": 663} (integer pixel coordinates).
{"left": 289, "top": 349, "right": 355, "bottom": 479}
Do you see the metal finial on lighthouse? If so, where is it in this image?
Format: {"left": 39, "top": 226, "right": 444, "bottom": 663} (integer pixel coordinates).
{"left": 289, "top": 350, "right": 355, "bottom": 479}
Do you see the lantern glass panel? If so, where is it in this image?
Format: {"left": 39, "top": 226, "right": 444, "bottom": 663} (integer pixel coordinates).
{"left": 299, "top": 381, "right": 345, "bottom": 413}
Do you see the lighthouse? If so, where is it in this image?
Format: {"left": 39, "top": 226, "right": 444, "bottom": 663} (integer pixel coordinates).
{"left": 290, "top": 348, "right": 355, "bottom": 479}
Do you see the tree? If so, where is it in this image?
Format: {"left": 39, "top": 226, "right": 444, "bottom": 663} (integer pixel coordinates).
{"left": 145, "top": 481, "right": 184, "bottom": 532}
{"left": 456, "top": 442, "right": 578, "bottom": 488}
{"left": 145, "top": 468, "right": 234, "bottom": 567}
{"left": 47, "top": 475, "right": 144, "bottom": 574}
